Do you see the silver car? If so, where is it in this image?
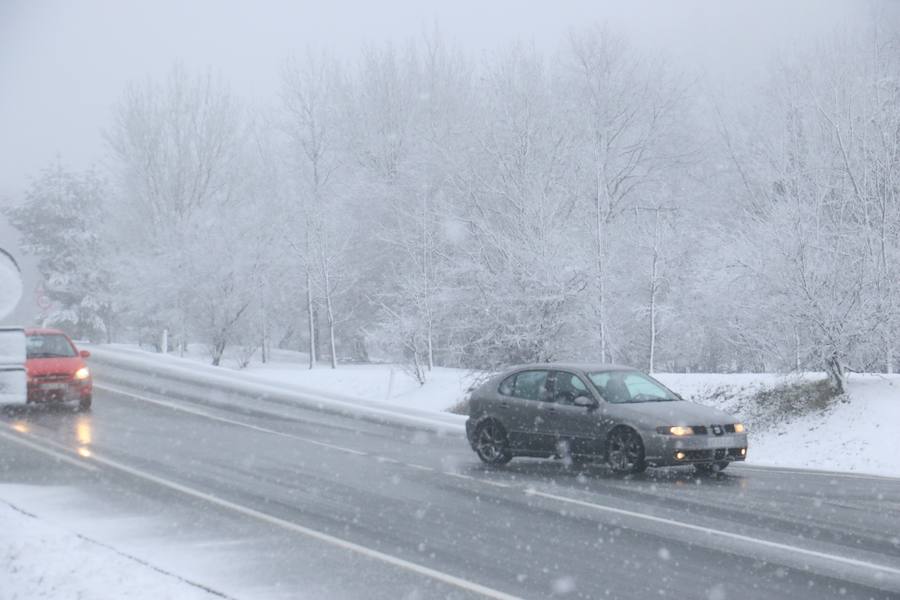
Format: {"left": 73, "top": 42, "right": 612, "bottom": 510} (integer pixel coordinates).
{"left": 465, "top": 364, "right": 748, "bottom": 474}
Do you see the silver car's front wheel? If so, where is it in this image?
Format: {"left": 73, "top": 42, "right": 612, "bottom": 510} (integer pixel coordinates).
{"left": 607, "top": 428, "right": 646, "bottom": 474}
{"left": 473, "top": 420, "right": 512, "bottom": 465}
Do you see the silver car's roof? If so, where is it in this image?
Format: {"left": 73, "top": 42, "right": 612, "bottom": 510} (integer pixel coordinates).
{"left": 503, "top": 363, "right": 637, "bottom": 374}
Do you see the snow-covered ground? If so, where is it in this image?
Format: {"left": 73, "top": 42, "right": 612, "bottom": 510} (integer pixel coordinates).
{"left": 0, "top": 486, "right": 227, "bottom": 600}
{"left": 93, "top": 344, "right": 900, "bottom": 478}
{"left": 743, "top": 375, "right": 900, "bottom": 477}
{"left": 656, "top": 373, "right": 900, "bottom": 478}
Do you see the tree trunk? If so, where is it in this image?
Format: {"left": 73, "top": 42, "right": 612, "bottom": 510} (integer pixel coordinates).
{"left": 321, "top": 254, "right": 338, "bottom": 369}
{"left": 595, "top": 172, "right": 608, "bottom": 363}
{"left": 426, "top": 325, "right": 434, "bottom": 371}
{"left": 887, "top": 337, "right": 894, "bottom": 375}
{"left": 306, "top": 268, "right": 316, "bottom": 369}
{"left": 326, "top": 295, "right": 337, "bottom": 369}
{"left": 648, "top": 208, "right": 660, "bottom": 374}
{"left": 412, "top": 345, "right": 426, "bottom": 385}
{"left": 211, "top": 339, "right": 226, "bottom": 366}
{"left": 259, "top": 279, "right": 268, "bottom": 364}
{"left": 648, "top": 274, "right": 656, "bottom": 373}
{"left": 422, "top": 189, "right": 434, "bottom": 371}
{"left": 825, "top": 353, "right": 845, "bottom": 395}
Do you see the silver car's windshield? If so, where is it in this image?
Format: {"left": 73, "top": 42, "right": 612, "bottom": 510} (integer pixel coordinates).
{"left": 587, "top": 371, "right": 678, "bottom": 404}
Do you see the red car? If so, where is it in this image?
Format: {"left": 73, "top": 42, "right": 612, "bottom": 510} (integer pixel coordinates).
{"left": 25, "top": 328, "right": 92, "bottom": 411}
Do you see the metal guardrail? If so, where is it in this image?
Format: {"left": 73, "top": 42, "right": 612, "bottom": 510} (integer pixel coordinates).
{"left": 86, "top": 345, "right": 467, "bottom": 435}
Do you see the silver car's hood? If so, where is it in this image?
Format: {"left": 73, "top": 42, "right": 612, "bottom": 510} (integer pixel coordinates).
{"left": 607, "top": 400, "right": 736, "bottom": 426}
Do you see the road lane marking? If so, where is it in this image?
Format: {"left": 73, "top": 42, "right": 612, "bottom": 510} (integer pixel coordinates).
{"left": 527, "top": 488, "right": 900, "bottom": 579}
{"left": 0, "top": 428, "right": 98, "bottom": 472}
{"left": 734, "top": 464, "right": 900, "bottom": 483}
{"left": 98, "top": 384, "right": 517, "bottom": 487}
{"left": 99, "top": 380, "right": 900, "bottom": 580}
{"left": 9, "top": 405, "right": 896, "bottom": 593}
{"left": 2, "top": 417, "right": 520, "bottom": 598}
{"left": 70, "top": 444, "right": 522, "bottom": 600}
{"left": 406, "top": 463, "right": 435, "bottom": 472}
{"left": 443, "top": 473, "right": 511, "bottom": 489}
{"left": 96, "top": 384, "right": 368, "bottom": 456}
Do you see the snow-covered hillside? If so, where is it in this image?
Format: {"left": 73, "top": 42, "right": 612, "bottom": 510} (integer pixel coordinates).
{"left": 656, "top": 373, "right": 900, "bottom": 477}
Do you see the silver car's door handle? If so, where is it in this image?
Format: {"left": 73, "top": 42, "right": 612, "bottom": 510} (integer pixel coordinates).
{"left": 499, "top": 402, "right": 510, "bottom": 409}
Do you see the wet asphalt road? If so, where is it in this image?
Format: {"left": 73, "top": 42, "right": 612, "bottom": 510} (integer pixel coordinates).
{"left": 1, "top": 360, "right": 900, "bottom": 600}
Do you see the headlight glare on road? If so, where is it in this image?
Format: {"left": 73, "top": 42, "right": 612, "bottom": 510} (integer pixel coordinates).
{"left": 74, "top": 367, "right": 90, "bottom": 380}
{"left": 659, "top": 425, "right": 694, "bottom": 436}
{"left": 734, "top": 423, "right": 745, "bottom": 433}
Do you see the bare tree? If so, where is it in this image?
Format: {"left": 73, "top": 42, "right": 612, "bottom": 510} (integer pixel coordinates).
{"left": 281, "top": 52, "right": 348, "bottom": 369}
{"left": 567, "top": 27, "right": 688, "bottom": 363}
{"left": 107, "top": 64, "right": 255, "bottom": 364}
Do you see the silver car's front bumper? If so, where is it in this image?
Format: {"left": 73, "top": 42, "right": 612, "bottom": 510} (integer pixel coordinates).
{"left": 643, "top": 432, "right": 749, "bottom": 466}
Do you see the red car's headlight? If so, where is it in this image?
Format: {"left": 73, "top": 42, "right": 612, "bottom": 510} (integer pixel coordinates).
{"left": 73, "top": 367, "right": 90, "bottom": 381}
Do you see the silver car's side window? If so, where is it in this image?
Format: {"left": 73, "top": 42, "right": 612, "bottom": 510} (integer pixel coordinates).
{"left": 552, "top": 371, "right": 589, "bottom": 404}
{"left": 510, "top": 370, "right": 549, "bottom": 401}
{"left": 498, "top": 375, "right": 515, "bottom": 396}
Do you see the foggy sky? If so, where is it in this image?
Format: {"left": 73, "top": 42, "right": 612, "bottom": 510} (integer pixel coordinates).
{"left": 0, "top": 0, "right": 871, "bottom": 202}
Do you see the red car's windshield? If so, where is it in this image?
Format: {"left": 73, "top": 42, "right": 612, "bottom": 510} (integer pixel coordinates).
{"left": 26, "top": 334, "right": 77, "bottom": 359}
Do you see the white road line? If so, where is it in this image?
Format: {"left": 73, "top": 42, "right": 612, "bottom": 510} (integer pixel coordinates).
{"left": 527, "top": 488, "right": 900, "bottom": 578}
{"left": 101, "top": 384, "right": 513, "bottom": 492}
{"left": 96, "top": 384, "right": 368, "bottom": 456}
{"left": 97, "top": 382, "right": 900, "bottom": 581}
{"left": 406, "top": 464, "right": 435, "bottom": 472}
{"left": 77, "top": 445, "right": 522, "bottom": 600}
{"left": 735, "top": 464, "right": 900, "bottom": 483}
{"left": 443, "top": 472, "right": 512, "bottom": 488}
{"left": 0, "top": 429, "right": 97, "bottom": 472}
{"left": 476, "top": 479, "right": 511, "bottom": 489}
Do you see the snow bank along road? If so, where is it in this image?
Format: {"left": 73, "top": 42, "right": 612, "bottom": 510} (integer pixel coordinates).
{"left": 2, "top": 357, "right": 900, "bottom": 599}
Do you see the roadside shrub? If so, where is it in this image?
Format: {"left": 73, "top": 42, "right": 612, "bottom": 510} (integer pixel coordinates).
{"left": 735, "top": 378, "right": 845, "bottom": 431}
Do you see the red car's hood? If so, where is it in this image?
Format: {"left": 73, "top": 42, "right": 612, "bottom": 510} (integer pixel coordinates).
{"left": 26, "top": 357, "right": 85, "bottom": 377}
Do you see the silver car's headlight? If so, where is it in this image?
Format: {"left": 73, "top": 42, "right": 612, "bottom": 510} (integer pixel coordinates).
{"left": 657, "top": 425, "right": 695, "bottom": 436}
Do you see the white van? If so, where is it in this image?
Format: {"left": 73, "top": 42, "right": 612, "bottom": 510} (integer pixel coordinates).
{"left": 0, "top": 327, "right": 26, "bottom": 405}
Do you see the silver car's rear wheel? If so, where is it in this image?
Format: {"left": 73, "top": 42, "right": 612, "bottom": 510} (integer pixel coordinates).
{"left": 607, "top": 427, "right": 646, "bottom": 474}
{"left": 473, "top": 420, "right": 512, "bottom": 465}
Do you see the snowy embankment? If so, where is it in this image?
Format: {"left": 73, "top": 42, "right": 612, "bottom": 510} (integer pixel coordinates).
{"left": 90, "top": 345, "right": 900, "bottom": 478}
{"left": 0, "top": 493, "right": 223, "bottom": 600}
{"left": 657, "top": 373, "right": 900, "bottom": 477}
{"left": 87, "top": 344, "right": 470, "bottom": 434}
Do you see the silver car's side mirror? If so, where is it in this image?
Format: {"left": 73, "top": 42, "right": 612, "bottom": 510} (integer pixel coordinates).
{"left": 573, "top": 394, "right": 597, "bottom": 409}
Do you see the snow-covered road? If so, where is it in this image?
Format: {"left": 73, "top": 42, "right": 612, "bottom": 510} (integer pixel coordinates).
{"left": 1, "top": 358, "right": 899, "bottom": 599}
